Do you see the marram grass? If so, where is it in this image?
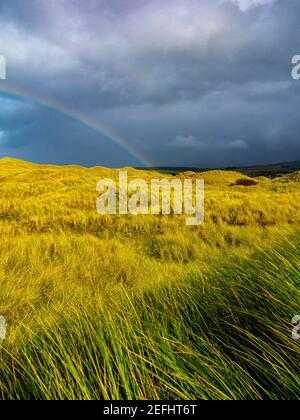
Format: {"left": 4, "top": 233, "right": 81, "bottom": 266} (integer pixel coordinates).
{"left": 0, "top": 158, "right": 299, "bottom": 400}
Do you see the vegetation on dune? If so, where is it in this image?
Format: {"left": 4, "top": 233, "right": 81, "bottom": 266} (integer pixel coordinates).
{"left": 232, "top": 178, "right": 258, "bottom": 187}
{"left": 276, "top": 171, "right": 300, "bottom": 184}
{"left": 0, "top": 158, "right": 299, "bottom": 400}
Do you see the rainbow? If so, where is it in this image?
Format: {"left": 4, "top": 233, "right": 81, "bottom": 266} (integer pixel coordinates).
{"left": 0, "top": 82, "right": 152, "bottom": 167}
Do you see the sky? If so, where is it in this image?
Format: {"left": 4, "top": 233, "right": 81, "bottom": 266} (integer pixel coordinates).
{"left": 0, "top": 0, "right": 299, "bottom": 168}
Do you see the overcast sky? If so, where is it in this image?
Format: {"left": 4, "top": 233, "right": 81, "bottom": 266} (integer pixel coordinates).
{"left": 0, "top": 0, "right": 299, "bottom": 167}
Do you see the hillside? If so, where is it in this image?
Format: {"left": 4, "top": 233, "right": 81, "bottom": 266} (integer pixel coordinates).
{"left": 140, "top": 159, "right": 300, "bottom": 178}
{"left": 0, "top": 158, "right": 299, "bottom": 400}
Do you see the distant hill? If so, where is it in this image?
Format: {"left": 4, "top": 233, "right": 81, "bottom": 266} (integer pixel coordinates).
{"left": 138, "top": 160, "right": 300, "bottom": 178}
{"left": 1, "top": 156, "right": 300, "bottom": 179}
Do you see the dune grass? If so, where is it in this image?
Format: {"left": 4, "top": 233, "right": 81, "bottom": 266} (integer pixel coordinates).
{"left": 0, "top": 158, "right": 299, "bottom": 399}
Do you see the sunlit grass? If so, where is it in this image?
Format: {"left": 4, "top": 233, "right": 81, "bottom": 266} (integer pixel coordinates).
{"left": 0, "top": 158, "right": 299, "bottom": 399}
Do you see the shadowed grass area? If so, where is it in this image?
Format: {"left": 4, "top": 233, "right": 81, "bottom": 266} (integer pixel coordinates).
{"left": 1, "top": 234, "right": 299, "bottom": 400}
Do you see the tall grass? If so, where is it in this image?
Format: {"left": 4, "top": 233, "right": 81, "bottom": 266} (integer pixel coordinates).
{"left": 0, "top": 158, "right": 299, "bottom": 399}
{"left": 1, "top": 234, "right": 299, "bottom": 400}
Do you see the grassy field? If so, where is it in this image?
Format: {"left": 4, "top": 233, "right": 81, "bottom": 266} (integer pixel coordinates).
{"left": 0, "top": 157, "right": 299, "bottom": 400}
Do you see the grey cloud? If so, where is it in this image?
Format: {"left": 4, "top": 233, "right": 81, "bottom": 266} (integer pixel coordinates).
{"left": 0, "top": 0, "right": 300, "bottom": 167}
{"left": 169, "top": 135, "right": 205, "bottom": 149}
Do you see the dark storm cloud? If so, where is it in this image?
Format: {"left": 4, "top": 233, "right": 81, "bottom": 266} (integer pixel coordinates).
{"left": 0, "top": 0, "right": 299, "bottom": 166}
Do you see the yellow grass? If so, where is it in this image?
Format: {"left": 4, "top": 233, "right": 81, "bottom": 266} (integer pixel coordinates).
{"left": 0, "top": 157, "right": 299, "bottom": 399}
